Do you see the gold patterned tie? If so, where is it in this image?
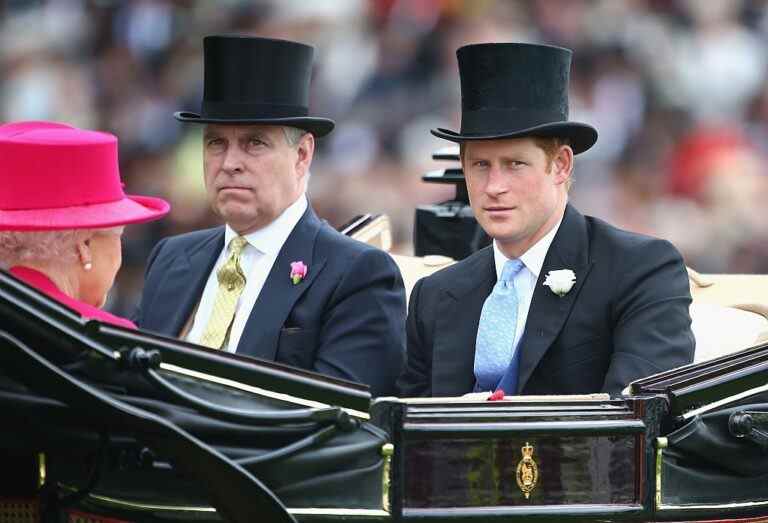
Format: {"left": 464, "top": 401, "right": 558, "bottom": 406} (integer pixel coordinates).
{"left": 200, "top": 236, "right": 249, "bottom": 349}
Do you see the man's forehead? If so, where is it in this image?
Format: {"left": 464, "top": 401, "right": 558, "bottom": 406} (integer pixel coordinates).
{"left": 203, "top": 123, "right": 281, "bottom": 136}
{"left": 464, "top": 137, "right": 540, "bottom": 156}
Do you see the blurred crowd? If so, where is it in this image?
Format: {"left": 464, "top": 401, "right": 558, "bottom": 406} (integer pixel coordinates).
{"left": 3, "top": 0, "right": 768, "bottom": 317}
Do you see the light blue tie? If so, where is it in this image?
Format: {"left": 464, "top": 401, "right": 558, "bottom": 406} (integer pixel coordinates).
{"left": 474, "top": 259, "right": 525, "bottom": 392}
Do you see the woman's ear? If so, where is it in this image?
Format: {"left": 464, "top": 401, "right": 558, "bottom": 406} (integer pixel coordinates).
{"left": 76, "top": 233, "right": 93, "bottom": 271}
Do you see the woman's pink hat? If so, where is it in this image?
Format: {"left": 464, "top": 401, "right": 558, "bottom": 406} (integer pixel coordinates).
{"left": 0, "top": 121, "right": 170, "bottom": 231}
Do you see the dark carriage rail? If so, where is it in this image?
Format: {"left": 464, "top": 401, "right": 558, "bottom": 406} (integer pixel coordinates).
{"left": 0, "top": 268, "right": 372, "bottom": 415}
{"left": 630, "top": 340, "right": 768, "bottom": 418}
{"left": 93, "top": 323, "right": 372, "bottom": 415}
{"left": 403, "top": 419, "right": 646, "bottom": 437}
{"left": 406, "top": 403, "right": 631, "bottom": 414}
{"left": 401, "top": 503, "right": 645, "bottom": 521}
{"left": 404, "top": 408, "right": 638, "bottom": 423}
{"left": 669, "top": 362, "right": 768, "bottom": 418}
{"left": 631, "top": 340, "right": 768, "bottom": 393}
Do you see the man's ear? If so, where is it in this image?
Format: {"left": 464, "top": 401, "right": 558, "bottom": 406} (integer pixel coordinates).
{"left": 552, "top": 144, "right": 574, "bottom": 185}
{"left": 295, "top": 132, "right": 315, "bottom": 180}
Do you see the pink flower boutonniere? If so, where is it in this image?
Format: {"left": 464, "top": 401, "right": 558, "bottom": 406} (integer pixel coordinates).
{"left": 290, "top": 261, "right": 308, "bottom": 285}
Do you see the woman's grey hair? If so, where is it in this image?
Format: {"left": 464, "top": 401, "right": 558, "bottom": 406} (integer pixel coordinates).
{"left": 283, "top": 126, "right": 307, "bottom": 147}
{"left": 0, "top": 227, "right": 122, "bottom": 270}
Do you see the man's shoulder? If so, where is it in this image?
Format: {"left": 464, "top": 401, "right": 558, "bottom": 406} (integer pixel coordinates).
{"left": 310, "top": 221, "right": 403, "bottom": 289}
{"left": 578, "top": 212, "right": 687, "bottom": 290}
{"left": 583, "top": 213, "right": 680, "bottom": 258}
{"left": 314, "top": 221, "right": 386, "bottom": 258}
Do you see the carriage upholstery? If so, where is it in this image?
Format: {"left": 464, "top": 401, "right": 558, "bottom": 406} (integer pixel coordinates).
{"left": 687, "top": 268, "right": 768, "bottom": 362}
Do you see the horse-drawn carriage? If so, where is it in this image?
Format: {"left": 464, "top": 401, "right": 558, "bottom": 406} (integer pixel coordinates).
{"left": 3, "top": 147, "right": 768, "bottom": 522}
{"left": 3, "top": 246, "right": 768, "bottom": 523}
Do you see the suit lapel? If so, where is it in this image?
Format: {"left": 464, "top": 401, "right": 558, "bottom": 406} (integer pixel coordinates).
{"left": 516, "top": 204, "right": 594, "bottom": 392}
{"left": 236, "top": 207, "right": 326, "bottom": 360}
{"left": 151, "top": 229, "right": 223, "bottom": 336}
{"left": 431, "top": 248, "right": 495, "bottom": 396}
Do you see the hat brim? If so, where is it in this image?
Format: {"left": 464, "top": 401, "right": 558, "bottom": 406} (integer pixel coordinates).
{"left": 0, "top": 195, "right": 170, "bottom": 231}
{"left": 174, "top": 112, "right": 335, "bottom": 137}
{"left": 430, "top": 121, "right": 598, "bottom": 155}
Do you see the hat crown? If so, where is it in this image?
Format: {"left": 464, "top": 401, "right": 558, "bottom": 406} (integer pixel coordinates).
{"left": 0, "top": 121, "right": 169, "bottom": 230}
{"left": 175, "top": 35, "right": 335, "bottom": 136}
{"left": 0, "top": 128, "right": 124, "bottom": 211}
{"left": 202, "top": 36, "right": 313, "bottom": 114}
{"left": 430, "top": 42, "right": 597, "bottom": 154}
{"left": 458, "top": 43, "right": 571, "bottom": 117}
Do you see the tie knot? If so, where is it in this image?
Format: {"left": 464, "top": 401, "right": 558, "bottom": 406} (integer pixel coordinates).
{"left": 500, "top": 259, "right": 524, "bottom": 283}
{"left": 229, "top": 236, "right": 248, "bottom": 254}
{"left": 218, "top": 236, "right": 248, "bottom": 290}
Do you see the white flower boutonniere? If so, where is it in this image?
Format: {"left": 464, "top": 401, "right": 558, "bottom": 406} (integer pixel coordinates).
{"left": 543, "top": 269, "right": 576, "bottom": 297}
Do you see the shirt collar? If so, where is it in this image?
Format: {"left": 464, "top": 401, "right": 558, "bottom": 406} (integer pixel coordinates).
{"left": 224, "top": 193, "right": 308, "bottom": 255}
{"left": 492, "top": 214, "right": 564, "bottom": 280}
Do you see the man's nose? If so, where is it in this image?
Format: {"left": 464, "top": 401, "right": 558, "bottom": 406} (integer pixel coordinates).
{"left": 222, "top": 146, "right": 245, "bottom": 173}
{"left": 484, "top": 166, "right": 507, "bottom": 196}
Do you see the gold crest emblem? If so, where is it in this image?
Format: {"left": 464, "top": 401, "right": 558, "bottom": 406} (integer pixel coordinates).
{"left": 516, "top": 442, "right": 539, "bottom": 499}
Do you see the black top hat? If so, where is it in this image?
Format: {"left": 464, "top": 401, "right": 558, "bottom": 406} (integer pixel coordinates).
{"left": 431, "top": 43, "right": 597, "bottom": 154}
{"left": 175, "top": 35, "right": 335, "bottom": 137}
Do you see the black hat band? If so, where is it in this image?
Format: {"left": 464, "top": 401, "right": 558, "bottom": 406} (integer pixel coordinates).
{"left": 460, "top": 107, "right": 567, "bottom": 135}
{"left": 201, "top": 101, "right": 309, "bottom": 120}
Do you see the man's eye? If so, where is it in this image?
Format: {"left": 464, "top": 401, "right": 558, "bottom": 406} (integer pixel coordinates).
{"left": 206, "top": 138, "right": 224, "bottom": 147}
{"left": 248, "top": 138, "right": 265, "bottom": 147}
{"left": 473, "top": 161, "right": 489, "bottom": 168}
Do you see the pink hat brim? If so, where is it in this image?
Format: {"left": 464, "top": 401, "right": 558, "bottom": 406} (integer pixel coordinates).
{"left": 0, "top": 194, "right": 170, "bottom": 231}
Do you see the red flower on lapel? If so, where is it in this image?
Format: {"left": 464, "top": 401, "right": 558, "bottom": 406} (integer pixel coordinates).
{"left": 290, "top": 261, "right": 308, "bottom": 285}
{"left": 487, "top": 389, "right": 506, "bottom": 401}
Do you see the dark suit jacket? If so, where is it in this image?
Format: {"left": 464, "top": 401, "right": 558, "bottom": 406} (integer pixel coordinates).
{"left": 397, "top": 204, "right": 695, "bottom": 398}
{"left": 135, "top": 206, "right": 406, "bottom": 397}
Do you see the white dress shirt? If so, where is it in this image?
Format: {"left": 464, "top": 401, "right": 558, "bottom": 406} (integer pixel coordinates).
{"left": 491, "top": 215, "right": 564, "bottom": 353}
{"left": 186, "top": 194, "right": 308, "bottom": 352}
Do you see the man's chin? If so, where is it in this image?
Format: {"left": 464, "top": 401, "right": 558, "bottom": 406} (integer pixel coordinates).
{"left": 217, "top": 203, "right": 257, "bottom": 221}
{"left": 485, "top": 229, "right": 531, "bottom": 250}
{"left": 479, "top": 223, "right": 520, "bottom": 242}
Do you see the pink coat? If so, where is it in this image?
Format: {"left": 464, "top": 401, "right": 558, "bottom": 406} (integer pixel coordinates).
{"left": 10, "top": 266, "right": 137, "bottom": 330}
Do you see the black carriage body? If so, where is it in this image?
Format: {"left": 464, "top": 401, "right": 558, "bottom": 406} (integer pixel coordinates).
{"left": 0, "top": 269, "right": 389, "bottom": 523}
{"left": 3, "top": 267, "right": 768, "bottom": 523}
{"left": 370, "top": 395, "right": 663, "bottom": 522}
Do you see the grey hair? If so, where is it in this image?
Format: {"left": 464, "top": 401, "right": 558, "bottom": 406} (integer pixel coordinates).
{"left": 0, "top": 227, "right": 122, "bottom": 270}
{"left": 283, "top": 126, "right": 307, "bottom": 147}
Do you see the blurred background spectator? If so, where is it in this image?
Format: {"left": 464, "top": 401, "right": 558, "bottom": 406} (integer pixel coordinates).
{"left": 2, "top": 0, "right": 768, "bottom": 318}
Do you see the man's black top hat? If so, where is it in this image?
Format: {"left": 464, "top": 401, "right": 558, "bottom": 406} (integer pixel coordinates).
{"left": 175, "top": 35, "right": 335, "bottom": 137}
{"left": 431, "top": 43, "right": 597, "bottom": 154}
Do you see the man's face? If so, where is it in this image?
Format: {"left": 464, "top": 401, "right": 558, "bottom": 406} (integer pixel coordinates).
{"left": 463, "top": 137, "right": 571, "bottom": 257}
{"left": 203, "top": 124, "right": 314, "bottom": 234}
